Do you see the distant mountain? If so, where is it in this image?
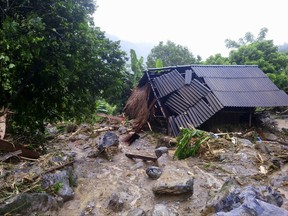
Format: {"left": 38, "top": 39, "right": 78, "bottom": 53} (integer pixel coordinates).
{"left": 278, "top": 42, "right": 288, "bottom": 53}
{"left": 106, "top": 34, "right": 156, "bottom": 61}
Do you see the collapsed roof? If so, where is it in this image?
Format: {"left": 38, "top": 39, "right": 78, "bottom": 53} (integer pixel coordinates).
{"left": 126, "top": 65, "right": 288, "bottom": 136}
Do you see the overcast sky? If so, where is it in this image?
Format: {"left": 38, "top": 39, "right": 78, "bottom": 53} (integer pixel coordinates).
{"left": 93, "top": 0, "right": 288, "bottom": 59}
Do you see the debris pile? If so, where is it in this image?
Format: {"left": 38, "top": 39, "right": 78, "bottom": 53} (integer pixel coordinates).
{"left": 0, "top": 111, "right": 287, "bottom": 215}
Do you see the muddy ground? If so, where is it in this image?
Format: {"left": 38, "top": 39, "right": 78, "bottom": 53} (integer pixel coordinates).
{"left": 1, "top": 113, "right": 288, "bottom": 216}
{"left": 55, "top": 115, "right": 288, "bottom": 215}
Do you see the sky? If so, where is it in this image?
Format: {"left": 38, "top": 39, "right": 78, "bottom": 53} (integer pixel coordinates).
{"left": 93, "top": 0, "right": 288, "bottom": 59}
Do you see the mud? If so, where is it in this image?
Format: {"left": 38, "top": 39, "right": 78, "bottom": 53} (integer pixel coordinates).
{"left": 52, "top": 125, "right": 288, "bottom": 216}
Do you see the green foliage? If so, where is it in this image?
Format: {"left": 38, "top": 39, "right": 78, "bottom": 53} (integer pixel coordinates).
{"left": 156, "top": 58, "right": 163, "bottom": 68}
{"left": 146, "top": 41, "right": 200, "bottom": 68}
{"left": 225, "top": 28, "right": 288, "bottom": 91}
{"left": 267, "top": 69, "right": 288, "bottom": 93}
{"left": 225, "top": 27, "right": 268, "bottom": 48}
{"left": 52, "top": 182, "right": 63, "bottom": 193}
{"left": 0, "top": 0, "right": 127, "bottom": 133}
{"left": 96, "top": 99, "right": 116, "bottom": 115}
{"left": 130, "top": 49, "right": 144, "bottom": 87}
{"left": 204, "top": 53, "right": 230, "bottom": 65}
{"left": 174, "top": 128, "right": 210, "bottom": 160}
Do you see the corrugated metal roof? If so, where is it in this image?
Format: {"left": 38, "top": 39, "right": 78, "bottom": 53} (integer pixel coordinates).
{"left": 143, "top": 65, "right": 288, "bottom": 136}
{"left": 191, "top": 65, "right": 266, "bottom": 78}
{"left": 214, "top": 90, "right": 288, "bottom": 107}
{"left": 204, "top": 77, "right": 279, "bottom": 92}
{"left": 153, "top": 70, "right": 184, "bottom": 98}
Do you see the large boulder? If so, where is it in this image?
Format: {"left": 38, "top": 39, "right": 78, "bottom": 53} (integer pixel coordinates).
{"left": 0, "top": 193, "right": 59, "bottom": 215}
{"left": 212, "top": 186, "right": 288, "bottom": 216}
{"left": 152, "top": 168, "right": 193, "bottom": 197}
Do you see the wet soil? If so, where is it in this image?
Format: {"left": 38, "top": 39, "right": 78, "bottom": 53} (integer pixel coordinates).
{"left": 52, "top": 123, "right": 288, "bottom": 215}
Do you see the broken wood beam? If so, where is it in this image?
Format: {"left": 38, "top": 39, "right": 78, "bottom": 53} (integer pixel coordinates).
{"left": 0, "top": 150, "right": 22, "bottom": 162}
{"left": 125, "top": 153, "right": 158, "bottom": 162}
{"left": 0, "top": 139, "right": 40, "bottom": 159}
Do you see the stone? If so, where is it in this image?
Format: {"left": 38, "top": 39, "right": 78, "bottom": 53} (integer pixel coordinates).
{"left": 98, "top": 131, "right": 119, "bottom": 161}
{"left": 42, "top": 168, "right": 77, "bottom": 202}
{"left": 99, "top": 131, "right": 119, "bottom": 149}
{"left": 152, "top": 169, "right": 193, "bottom": 197}
{"left": 107, "top": 193, "right": 124, "bottom": 212}
{"left": 130, "top": 161, "right": 144, "bottom": 170}
{"left": 80, "top": 201, "right": 96, "bottom": 216}
{"left": 212, "top": 186, "right": 288, "bottom": 216}
{"left": 155, "top": 147, "right": 169, "bottom": 158}
{"left": 146, "top": 166, "right": 163, "bottom": 180}
{"left": 118, "top": 126, "right": 128, "bottom": 134}
{"left": 263, "top": 132, "right": 278, "bottom": 141}
{"left": 152, "top": 204, "right": 179, "bottom": 216}
{"left": 238, "top": 138, "right": 253, "bottom": 146}
{"left": 152, "top": 204, "right": 170, "bottom": 216}
{"left": 127, "top": 208, "right": 147, "bottom": 216}
{"left": 0, "top": 193, "right": 59, "bottom": 215}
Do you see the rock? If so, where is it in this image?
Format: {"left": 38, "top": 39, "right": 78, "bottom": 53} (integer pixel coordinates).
{"left": 214, "top": 200, "right": 288, "bottom": 216}
{"left": 263, "top": 132, "right": 278, "bottom": 141}
{"left": 238, "top": 138, "right": 253, "bottom": 146}
{"left": 157, "top": 136, "right": 177, "bottom": 148}
{"left": 212, "top": 186, "right": 288, "bottom": 216}
{"left": 0, "top": 193, "right": 59, "bottom": 215}
{"left": 146, "top": 166, "right": 163, "bottom": 180}
{"left": 152, "top": 204, "right": 170, "bottom": 216}
{"left": 205, "top": 177, "right": 239, "bottom": 213}
{"left": 152, "top": 204, "right": 178, "bottom": 216}
{"left": 42, "top": 168, "right": 77, "bottom": 202}
{"left": 80, "top": 201, "right": 96, "bottom": 216}
{"left": 155, "top": 147, "right": 169, "bottom": 158}
{"left": 127, "top": 208, "right": 147, "bottom": 216}
{"left": 130, "top": 161, "right": 144, "bottom": 170}
{"left": 76, "top": 134, "right": 90, "bottom": 141}
{"left": 98, "top": 131, "right": 119, "bottom": 151}
{"left": 87, "top": 150, "right": 99, "bottom": 158}
{"left": 157, "top": 153, "right": 170, "bottom": 167}
{"left": 152, "top": 169, "right": 193, "bottom": 197}
{"left": 118, "top": 126, "right": 128, "bottom": 134}
{"left": 107, "top": 193, "right": 124, "bottom": 212}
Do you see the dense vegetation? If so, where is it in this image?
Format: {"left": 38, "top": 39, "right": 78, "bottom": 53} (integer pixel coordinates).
{"left": 0, "top": 0, "right": 127, "bottom": 133}
{"left": 145, "top": 29, "right": 288, "bottom": 92}
{"left": 0, "top": 0, "right": 287, "bottom": 138}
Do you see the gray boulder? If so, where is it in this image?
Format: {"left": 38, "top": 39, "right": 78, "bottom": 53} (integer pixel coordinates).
{"left": 0, "top": 193, "right": 59, "bottom": 215}
{"left": 213, "top": 186, "right": 288, "bottom": 216}
{"left": 146, "top": 166, "right": 163, "bottom": 180}
{"left": 152, "top": 168, "right": 193, "bottom": 197}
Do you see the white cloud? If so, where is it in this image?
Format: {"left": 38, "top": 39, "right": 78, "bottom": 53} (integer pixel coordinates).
{"left": 94, "top": 0, "right": 288, "bottom": 59}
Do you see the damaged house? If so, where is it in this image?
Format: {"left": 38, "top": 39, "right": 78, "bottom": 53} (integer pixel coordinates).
{"left": 124, "top": 65, "right": 288, "bottom": 136}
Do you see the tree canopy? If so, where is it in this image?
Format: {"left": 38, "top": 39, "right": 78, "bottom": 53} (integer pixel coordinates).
{"left": 0, "top": 0, "right": 127, "bottom": 131}
{"left": 146, "top": 41, "right": 201, "bottom": 68}
{"left": 225, "top": 28, "right": 288, "bottom": 92}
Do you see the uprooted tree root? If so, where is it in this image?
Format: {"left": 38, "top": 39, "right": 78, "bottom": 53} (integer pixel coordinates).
{"left": 124, "top": 83, "right": 151, "bottom": 132}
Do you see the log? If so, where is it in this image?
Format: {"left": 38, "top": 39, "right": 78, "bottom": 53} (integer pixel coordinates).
{"left": 125, "top": 153, "right": 158, "bottom": 162}
{"left": 0, "top": 139, "right": 40, "bottom": 159}
{"left": 0, "top": 150, "right": 22, "bottom": 162}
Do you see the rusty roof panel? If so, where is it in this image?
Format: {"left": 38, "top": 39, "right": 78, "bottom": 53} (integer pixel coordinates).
{"left": 204, "top": 77, "right": 279, "bottom": 92}
{"left": 192, "top": 65, "right": 266, "bottom": 78}
{"left": 214, "top": 90, "right": 288, "bottom": 107}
